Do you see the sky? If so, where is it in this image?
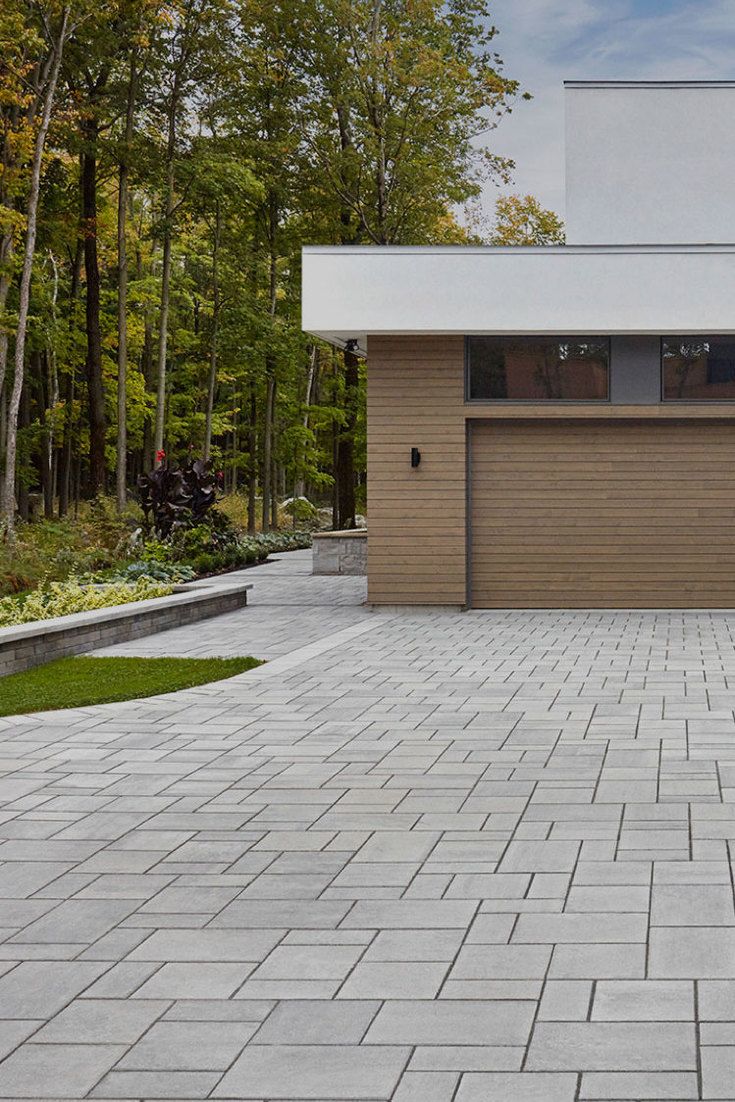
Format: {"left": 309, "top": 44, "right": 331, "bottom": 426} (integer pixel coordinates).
{"left": 485, "top": 0, "right": 735, "bottom": 219}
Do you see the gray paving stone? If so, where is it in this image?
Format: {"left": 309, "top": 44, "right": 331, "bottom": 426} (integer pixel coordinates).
{"left": 212, "top": 1043, "right": 410, "bottom": 1099}
{"left": 0, "top": 961, "right": 107, "bottom": 1017}
{"left": 34, "top": 997, "right": 169, "bottom": 1043}
{"left": 548, "top": 943, "right": 646, "bottom": 979}
{"left": 91, "top": 1069, "right": 220, "bottom": 1097}
{"left": 392, "top": 1070, "right": 459, "bottom": 1101}
{"left": 498, "top": 841, "right": 580, "bottom": 873}
{"left": 251, "top": 944, "right": 364, "bottom": 981}
{"left": 253, "top": 1000, "right": 380, "bottom": 1043}
{"left": 338, "top": 961, "right": 448, "bottom": 998}
{"left": 513, "top": 913, "right": 647, "bottom": 943}
{"left": 211, "top": 900, "right": 351, "bottom": 928}
{"left": 579, "top": 1071, "right": 700, "bottom": 1098}
{"left": 9, "top": 899, "right": 137, "bottom": 944}
{"left": 340, "top": 900, "right": 477, "bottom": 928}
{"left": 363, "top": 929, "right": 465, "bottom": 961}
{"left": 538, "top": 980, "right": 592, "bottom": 1021}
{"left": 650, "top": 884, "right": 735, "bottom": 926}
{"left": 364, "top": 1000, "right": 535, "bottom": 1046}
{"left": 451, "top": 944, "right": 552, "bottom": 979}
{"left": 699, "top": 980, "right": 735, "bottom": 1020}
{"left": 117, "top": 1020, "right": 256, "bottom": 1070}
{"left": 354, "top": 831, "right": 440, "bottom": 863}
{"left": 0, "top": 1042, "right": 126, "bottom": 1098}
{"left": 132, "top": 962, "right": 253, "bottom": 999}
{"left": 591, "top": 980, "right": 694, "bottom": 1021}
{"left": 701, "top": 1045, "right": 735, "bottom": 1100}
{"left": 526, "top": 1021, "right": 696, "bottom": 1071}
{"left": 129, "top": 929, "right": 283, "bottom": 962}
{"left": 649, "top": 927, "right": 735, "bottom": 978}
{"left": 455, "top": 1071, "right": 578, "bottom": 1101}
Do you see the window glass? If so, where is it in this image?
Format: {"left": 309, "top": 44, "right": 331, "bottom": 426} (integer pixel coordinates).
{"left": 467, "top": 337, "right": 610, "bottom": 401}
{"left": 662, "top": 337, "right": 735, "bottom": 400}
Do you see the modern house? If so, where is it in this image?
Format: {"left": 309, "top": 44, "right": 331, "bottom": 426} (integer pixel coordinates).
{"left": 302, "top": 81, "right": 735, "bottom": 609}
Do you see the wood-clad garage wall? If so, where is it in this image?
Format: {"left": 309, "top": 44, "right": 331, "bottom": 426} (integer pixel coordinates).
{"left": 471, "top": 418, "right": 735, "bottom": 609}
{"left": 366, "top": 336, "right": 466, "bottom": 604}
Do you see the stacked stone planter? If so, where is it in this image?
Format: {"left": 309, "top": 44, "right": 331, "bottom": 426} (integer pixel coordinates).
{"left": 0, "top": 580, "right": 252, "bottom": 677}
{"left": 312, "top": 530, "right": 367, "bottom": 575}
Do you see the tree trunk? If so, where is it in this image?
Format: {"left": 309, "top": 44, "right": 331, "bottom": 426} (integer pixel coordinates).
{"left": 154, "top": 80, "right": 180, "bottom": 466}
{"left": 247, "top": 382, "right": 256, "bottom": 534}
{"left": 294, "top": 344, "right": 317, "bottom": 501}
{"left": 0, "top": 234, "right": 13, "bottom": 402}
{"left": 36, "top": 350, "right": 54, "bottom": 519}
{"left": 82, "top": 128, "right": 107, "bottom": 497}
{"left": 17, "top": 381, "right": 30, "bottom": 522}
{"left": 331, "top": 413, "right": 339, "bottom": 529}
{"left": 270, "top": 450, "right": 278, "bottom": 530}
{"left": 230, "top": 384, "right": 238, "bottom": 492}
{"left": 58, "top": 370, "right": 74, "bottom": 517}
{"left": 261, "top": 371, "right": 275, "bottom": 533}
{"left": 58, "top": 240, "right": 82, "bottom": 518}
{"left": 203, "top": 200, "right": 221, "bottom": 462}
{"left": 116, "top": 54, "right": 137, "bottom": 511}
{"left": 336, "top": 346, "right": 359, "bottom": 529}
{"left": 2, "top": 8, "right": 69, "bottom": 535}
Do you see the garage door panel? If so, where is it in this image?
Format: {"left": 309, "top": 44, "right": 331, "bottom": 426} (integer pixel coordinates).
{"left": 470, "top": 419, "right": 735, "bottom": 608}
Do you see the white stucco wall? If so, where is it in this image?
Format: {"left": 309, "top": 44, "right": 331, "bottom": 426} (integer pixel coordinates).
{"left": 301, "top": 246, "right": 735, "bottom": 348}
{"left": 565, "top": 82, "right": 735, "bottom": 246}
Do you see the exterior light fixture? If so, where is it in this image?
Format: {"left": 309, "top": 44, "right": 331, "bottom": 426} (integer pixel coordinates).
{"left": 411, "top": 447, "right": 421, "bottom": 468}
{"left": 345, "top": 338, "right": 360, "bottom": 354}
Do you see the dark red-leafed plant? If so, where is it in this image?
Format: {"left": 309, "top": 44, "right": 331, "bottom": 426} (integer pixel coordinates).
{"left": 138, "top": 458, "right": 217, "bottom": 538}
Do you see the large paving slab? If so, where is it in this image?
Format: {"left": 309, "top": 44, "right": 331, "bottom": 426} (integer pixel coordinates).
{"left": 0, "top": 556, "right": 734, "bottom": 1097}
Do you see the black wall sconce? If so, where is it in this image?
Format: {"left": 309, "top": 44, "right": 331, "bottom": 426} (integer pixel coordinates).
{"left": 411, "top": 447, "right": 421, "bottom": 469}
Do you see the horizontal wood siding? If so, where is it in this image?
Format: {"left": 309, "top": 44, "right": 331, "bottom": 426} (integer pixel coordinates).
{"left": 470, "top": 419, "right": 735, "bottom": 608}
{"left": 367, "top": 336, "right": 466, "bottom": 604}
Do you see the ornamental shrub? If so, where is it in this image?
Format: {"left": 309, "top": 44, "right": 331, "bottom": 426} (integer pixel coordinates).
{"left": 0, "top": 577, "right": 173, "bottom": 628}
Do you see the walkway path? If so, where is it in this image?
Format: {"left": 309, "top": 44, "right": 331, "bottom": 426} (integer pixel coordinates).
{"left": 0, "top": 554, "right": 733, "bottom": 1099}
{"left": 96, "top": 548, "right": 369, "bottom": 660}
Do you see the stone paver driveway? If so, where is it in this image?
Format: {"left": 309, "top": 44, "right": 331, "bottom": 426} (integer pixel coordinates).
{"left": 1, "top": 551, "right": 735, "bottom": 1099}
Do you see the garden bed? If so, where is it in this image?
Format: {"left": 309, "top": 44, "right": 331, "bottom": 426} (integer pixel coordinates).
{"left": 0, "top": 578, "right": 252, "bottom": 678}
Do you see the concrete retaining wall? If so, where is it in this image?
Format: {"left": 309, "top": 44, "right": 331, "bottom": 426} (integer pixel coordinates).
{"left": 312, "top": 530, "right": 367, "bottom": 575}
{"left": 0, "top": 580, "right": 251, "bottom": 677}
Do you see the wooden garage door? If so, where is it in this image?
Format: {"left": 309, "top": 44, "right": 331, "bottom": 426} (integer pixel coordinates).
{"left": 470, "top": 419, "right": 735, "bottom": 608}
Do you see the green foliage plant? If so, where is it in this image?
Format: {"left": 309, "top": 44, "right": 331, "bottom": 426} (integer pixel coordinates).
{"left": 0, "top": 577, "right": 173, "bottom": 628}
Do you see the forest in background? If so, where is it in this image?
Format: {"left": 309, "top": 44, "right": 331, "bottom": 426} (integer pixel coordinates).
{"left": 0, "top": 0, "right": 562, "bottom": 539}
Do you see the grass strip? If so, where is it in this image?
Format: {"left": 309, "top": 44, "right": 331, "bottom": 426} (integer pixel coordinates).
{"left": 0, "top": 655, "right": 262, "bottom": 716}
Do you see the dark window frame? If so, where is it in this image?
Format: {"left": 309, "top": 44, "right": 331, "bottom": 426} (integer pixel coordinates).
{"left": 464, "top": 336, "right": 612, "bottom": 404}
{"left": 661, "top": 336, "right": 735, "bottom": 403}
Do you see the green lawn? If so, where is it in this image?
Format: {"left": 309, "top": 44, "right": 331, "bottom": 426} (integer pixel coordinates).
{"left": 0, "top": 655, "right": 263, "bottom": 717}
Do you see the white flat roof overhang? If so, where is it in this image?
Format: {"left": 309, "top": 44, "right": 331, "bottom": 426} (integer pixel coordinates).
{"left": 302, "top": 245, "right": 735, "bottom": 353}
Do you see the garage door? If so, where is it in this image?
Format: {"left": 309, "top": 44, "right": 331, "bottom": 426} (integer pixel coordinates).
{"left": 470, "top": 419, "right": 735, "bottom": 608}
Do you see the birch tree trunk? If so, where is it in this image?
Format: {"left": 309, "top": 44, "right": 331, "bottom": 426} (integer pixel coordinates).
{"left": 0, "top": 235, "right": 13, "bottom": 403}
{"left": 2, "top": 9, "right": 69, "bottom": 536}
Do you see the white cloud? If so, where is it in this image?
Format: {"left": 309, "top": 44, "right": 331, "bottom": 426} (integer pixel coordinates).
{"left": 483, "top": 0, "right": 735, "bottom": 220}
